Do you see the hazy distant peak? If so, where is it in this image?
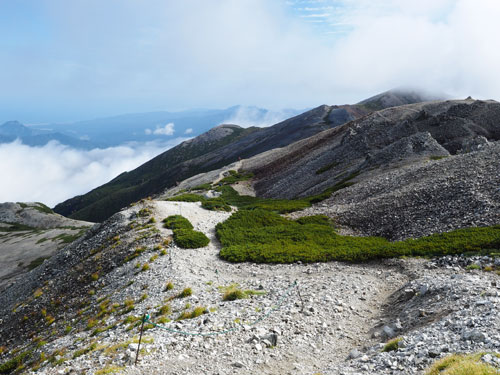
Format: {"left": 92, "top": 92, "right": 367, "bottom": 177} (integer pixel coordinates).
{"left": 358, "top": 88, "right": 445, "bottom": 111}
{"left": 182, "top": 123, "right": 242, "bottom": 147}
{"left": 0, "top": 120, "right": 32, "bottom": 136}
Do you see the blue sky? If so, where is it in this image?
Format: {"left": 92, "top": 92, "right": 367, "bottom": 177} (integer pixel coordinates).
{"left": 1, "top": 0, "right": 499, "bottom": 123}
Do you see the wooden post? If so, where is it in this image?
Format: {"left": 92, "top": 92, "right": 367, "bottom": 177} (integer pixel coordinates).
{"left": 135, "top": 314, "right": 146, "bottom": 365}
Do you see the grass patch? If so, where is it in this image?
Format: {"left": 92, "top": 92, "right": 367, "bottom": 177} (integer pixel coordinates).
{"left": 216, "top": 210, "right": 500, "bottom": 263}
{"left": 95, "top": 365, "right": 125, "bottom": 375}
{"left": 124, "top": 247, "right": 146, "bottom": 263}
{"left": 430, "top": 155, "right": 449, "bottom": 161}
{"left": 26, "top": 257, "right": 50, "bottom": 271}
{"left": 223, "top": 288, "right": 247, "bottom": 301}
{"left": 192, "top": 183, "right": 213, "bottom": 191}
{"left": 33, "top": 202, "right": 54, "bottom": 214}
{"left": 157, "top": 304, "right": 171, "bottom": 316}
{"left": 0, "top": 350, "right": 32, "bottom": 374}
{"left": 426, "top": 353, "right": 499, "bottom": 375}
{"left": 382, "top": 337, "right": 402, "bottom": 352}
{"left": 177, "top": 288, "right": 192, "bottom": 298}
{"left": 0, "top": 222, "right": 36, "bottom": 232}
{"left": 52, "top": 231, "right": 86, "bottom": 244}
{"left": 176, "top": 306, "right": 207, "bottom": 320}
{"left": 72, "top": 342, "right": 97, "bottom": 359}
{"left": 315, "top": 161, "right": 339, "bottom": 175}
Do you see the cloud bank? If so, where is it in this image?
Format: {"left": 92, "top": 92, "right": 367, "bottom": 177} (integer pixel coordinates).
{"left": 0, "top": 139, "right": 187, "bottom": 207}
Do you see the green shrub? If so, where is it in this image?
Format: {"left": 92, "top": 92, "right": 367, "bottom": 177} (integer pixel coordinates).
{"left": 295, "top": 215, "right": 333, "bottom": 226}
{"left": 173, "top": 229, "right": 210, "bottom": 249}
{"left": 165, "top": 194, "right": 203, "bottom": 203}
{"left": 192, "top": 183, "right": 212, "bottom": 191}
{"left": 164, "top": 282, "right": 174, "bottom": 291}
{"left": 162, "top": 215, "right": 193, "bottom": 230}
{"left": 216, "top": 210, "right": 500, "bottom": 263}
{"left": 201, "top": 198, "right": 231, "bottom": 212}
{"left": 218, "top": 170, "right": 254, "bottom": 185}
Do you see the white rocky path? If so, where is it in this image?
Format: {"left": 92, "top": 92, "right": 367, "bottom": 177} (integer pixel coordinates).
{"left": 118, "top": 201, "right": 410, "bottom": 375}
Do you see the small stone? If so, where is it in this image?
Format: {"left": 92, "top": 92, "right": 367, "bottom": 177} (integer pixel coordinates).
{"left": 348, "top": 349, "right": 362, "bottom": 360}
{"left": 383, "top": 325, "right": 396, "bottom": 339}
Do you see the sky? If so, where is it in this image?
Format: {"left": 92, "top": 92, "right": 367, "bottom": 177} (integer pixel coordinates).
{"left": 2, "top": 0, "right": 500, "bottom": 207}
{"left": 1, "top": 0, "right": 500, "bottom": 123}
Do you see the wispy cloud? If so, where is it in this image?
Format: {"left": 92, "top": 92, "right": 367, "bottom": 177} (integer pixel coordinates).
{"left": 0, "top": 139, "right": 187, "bottom": 207}
{"left": 300, "top": 13, "right": 331, "bottom": 17}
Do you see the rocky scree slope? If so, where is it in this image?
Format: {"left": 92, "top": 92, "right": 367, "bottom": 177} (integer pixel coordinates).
{"left": 0, "top": 202, "right": 93, "bottom": 291}
{"left": 53, "top": 90, "right": 431, "bottom": 223}
{"left": 0, "top": 200, "right": 498, "bottom": 374}
{"left": 248, "top": 98, "right": 500, "bottom": 201}
{"left": 293, "top": 141, "right": 500, "bottom": 240}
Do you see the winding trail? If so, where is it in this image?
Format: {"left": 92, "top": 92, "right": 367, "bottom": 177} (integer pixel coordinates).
{"left": 120, "top": 201, "right": 412, "bottom": 375}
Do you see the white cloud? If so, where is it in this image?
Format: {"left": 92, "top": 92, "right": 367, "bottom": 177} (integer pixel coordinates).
{"left": 144, "top": 123, "right": 175, "bottom": 136}
{"left": 222, "top": 106, "right": 302, "bottom": 128}
{"left": 0, "top": 139, "right": 187, "bottom": 207}
{"left": 184, "top": 128, "right": 193, "bottom": 134}
{"left": 153, "top": 123, "right": 175, "bottom": 135}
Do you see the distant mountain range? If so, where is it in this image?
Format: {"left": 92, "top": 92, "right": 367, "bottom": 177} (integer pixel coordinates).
{"left": 53, "top": 89, "right": 440, "bottom": 222}
{"left": 1, "top": 106, "right": 301, "bottom": 149}
{"left": 0, "top": 120, "right": 92, "bottom": 148}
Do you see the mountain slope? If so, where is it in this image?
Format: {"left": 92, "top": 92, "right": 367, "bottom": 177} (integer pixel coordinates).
{"left": 0, "top": 202, "right": 92, "bottom": 291}
{"left": 54, "top": 90, "right": 434, "bottom": 222}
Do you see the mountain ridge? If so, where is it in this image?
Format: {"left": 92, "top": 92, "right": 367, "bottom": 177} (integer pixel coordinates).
{"left": 54, "top": 89, "right": 435, "bottom": 222}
